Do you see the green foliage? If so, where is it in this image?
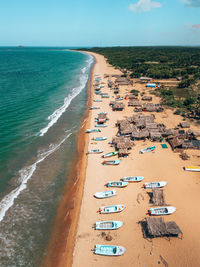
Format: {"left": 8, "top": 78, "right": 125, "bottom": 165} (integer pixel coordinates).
{"left": 130, "top": 89, "right": 139, "bottom": 96}
{"left": 183, "top": 97, "right": 195, "bottom": 106}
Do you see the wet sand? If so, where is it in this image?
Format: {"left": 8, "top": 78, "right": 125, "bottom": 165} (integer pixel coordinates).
{"left": 72, "top": 52, "right": 200, "bottom": 267}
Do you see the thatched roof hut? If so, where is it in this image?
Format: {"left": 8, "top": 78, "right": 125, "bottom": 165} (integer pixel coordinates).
{"left": 142, "top": 217, "right": 182, "bottom": 238}
{"left": 168, "top": 137, "right": 184, "bottom": 150}
{"left": 179, "top": 121, "right": 190, "bottom": 128}
{"left": 129, "top": 101, "right": 142, "bottom": 107}
{"left": 112, "top": 102, "right": 125, "bottom": 111}
{"left": 151, "top": 188, "right": 165, "bottom": 206}
{"left": 118, "top": 148, "right": 129, "bottom": 157}
{"left": 140, "top": 77, "right": 152, "bottom": 82}
{"left": 115, "top": 77, "right": 133, "bottom": 86}
{"left": 141, "top": 96, "right": 152, "bottom": 101}
{"left": 149, "top": 130, "right": 162, "bottom": 141}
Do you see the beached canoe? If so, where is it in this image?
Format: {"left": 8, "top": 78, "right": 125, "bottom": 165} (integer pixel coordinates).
{"left": 102, "top": 160, "right": 121, "bottom": 165}
{"left": 95, "top": 124, "right": 108, "bottom": 127}
{"left": 98, "top": 112, "right": 107, "bottom": 115}
{"left": 101, "top": 95, "right": 110, "bottom": 98}
{"left": 98, "top": 204, "right": 125, "bottom": 214}
{"left": 94, "top": 99, "right": 102, "bottom": 102}
{"left": 184, "top": 166, "right": 200, "bottom": 172}
{"left": 92, "top": 137, "right": 107, "bottom": 141}
{"left": 94, "top": 190, "right": 116, "bottom": 199}
{"left": 103, "top": 151, "right": 119, "bottom": 158}
{"left": 122, "top": 176, "right": 144, "bottom": 182}
{"left": 90, "top": 107, "right": 100, "bottom": 110}
{"left": 143, "top": 181, "right": 167, "bottom": 189}
{"left": 106, "top": 181, "right": 128, "bottom": 188}
{"left": 148, "top": 206, "right": 176, "bottom": 216}
{"left": 93, "top": 245, "right": 126, "bottom": 256}
{"left": 140, "top": 145, "right": 156, "bottom": 154}
{"left": 95, "top": 221, "right": 123, "bottom": 230}
{"left": 86, "top": 129, "right": 101, "bottom": 133}
{"left": 86, "top": 149, "right": 103, "bottom": 154}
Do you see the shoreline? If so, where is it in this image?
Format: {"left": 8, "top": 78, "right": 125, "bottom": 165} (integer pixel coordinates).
{"left": 42, "top": 54, "right": 96, "bottom": 267}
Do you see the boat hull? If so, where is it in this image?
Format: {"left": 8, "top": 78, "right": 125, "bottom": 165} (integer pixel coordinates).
{"left": 94, "top": 245, "right": 126, "bottom": 256}
{"left": 148, "top": 206, "right": 176, "bottom": 216}
{"left": 102, "top": 160, "right": 121, "bottom": 165}
{"left": 143, "top": 181, "right": 167, "bottom": 189}
{"left": 122, "top": 176, "right": 144, "bottom": 182}
{"left": 140, "top": 146, "right": 156, "bottom": 154}
{"left": 94, "top": 190, "right": 116, "bottom": 199}
{"left": 107, "top": 181, "right": 128, "bottom": 188}
{"left": 95, "top": 221, "right": 123, "bottom": 230}
{"left": 99, "top": 204, "right": 125, "bottom": 214}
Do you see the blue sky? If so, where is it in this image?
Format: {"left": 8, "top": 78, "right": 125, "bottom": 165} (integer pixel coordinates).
{"left": 0, "top": 0, "right": 200, "bottom": 46}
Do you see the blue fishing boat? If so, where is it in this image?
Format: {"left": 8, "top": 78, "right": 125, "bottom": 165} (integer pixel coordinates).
{"left": 106, "top": 181, "right": 128, "bottom": 188}
{"left": 140, "top": 145, "right": 156, "bottom": 154}
{"left": 90, "top": 107, "right": 100, "bottom": 110}
{"left": 93, "top": 245, "right": 126, "bottom": 256}
{"left": 86, "top": 129, "right": 101, "bottom": 133}
{"left": 94, "top": 99, "right": 102, "bottom": 102}
{"left": 98, "top": 204, "right": 125, "bottom": 214}
{"left": 98, "top": 112, "right": 107, "bottom": 115}
{"left": 92, "top": 137, "right": 107, "bottom": 141}
{"left": 95, "top": 124, "right": 108, "bottom": 127}
{"left": 95, "top": 221, "right": 123, "bottom": 230}
{"left": 103, "top": 151, "right": 118, "bottom": 158}
{"left": 122, "top": 176, "right": 144, "bottom": 182}
{"left": 102, "top": 160, "right": 121, "bottom": 165}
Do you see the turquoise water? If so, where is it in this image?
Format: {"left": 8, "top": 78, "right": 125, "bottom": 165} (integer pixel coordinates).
{"left": 0, "top": 47, "right": 93, "bottom": 266}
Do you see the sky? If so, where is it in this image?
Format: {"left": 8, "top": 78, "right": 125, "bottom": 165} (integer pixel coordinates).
{"left": 0, "top": 0, "right": 200, "bottom": 46}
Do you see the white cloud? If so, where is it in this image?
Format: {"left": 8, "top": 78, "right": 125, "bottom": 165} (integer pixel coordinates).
{"left": 129, "top": 0, "right": 162, "bottom": 12}
{"left": 182, "top": 0, "right": 200, "bottom": 7}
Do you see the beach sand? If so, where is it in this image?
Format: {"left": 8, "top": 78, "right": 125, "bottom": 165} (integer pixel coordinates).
{"left": 72, "top": 52, "right": 200, "bottom": 267}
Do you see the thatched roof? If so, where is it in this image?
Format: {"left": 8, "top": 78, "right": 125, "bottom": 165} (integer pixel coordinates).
{"left": 118, "top": 148, "right": 129, "bottom": 155}
{"left": 142, "top": 96, "right": 152, "bottom": 101}
{"left": 168, "top": 137, "right": 184, "bottom": 150}
{"left": 129, "top": 101, "right": 142, "bottom": 107}
{"left": 140, "top": 129, "right": 149, "bottom": 138}
{"left": 152, "top": 188, "right": 165, "bottom": 206}
{"left": 140, "top": 77, "right": 152, "bottom": 81}
{"left": 115, "top": 77, "right": 133, "bottom": 85}
{"left": 179, "top": 121, "right": 190, "bottom": 128}
{"left": 142, "top": 217, "right": 182, "bottom": 238}
{"left": 112, "top": 102, "right": 125, "bottom": 111}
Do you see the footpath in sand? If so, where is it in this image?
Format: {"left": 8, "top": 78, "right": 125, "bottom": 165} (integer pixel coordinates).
{"left": 72, "top": 52, "right": 200, "bottom": 267}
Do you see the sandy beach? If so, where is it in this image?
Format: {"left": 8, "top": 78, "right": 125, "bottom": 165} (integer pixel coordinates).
{"left": 72, "top": 51, "right": 200, "bottom": 267}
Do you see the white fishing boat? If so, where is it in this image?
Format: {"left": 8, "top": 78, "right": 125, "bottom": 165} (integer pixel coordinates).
{"left": 102, "top": 160, "right": 121, "bottom": 165}
{"left": 106, "top": 181, "right": 128, "bottom": 188}
{"left": 184, "top": 166, "right": 200, "bottom": 172}
{"left": 95, "top": 221, "right": 123, "bottom": 230}
{"left": 95, "top": 124, "right": 108, "bottom": 127}
{"left": 98, "top": 204, "right": 125, "bottom": 214}
{"left": 93, "top": 245, "right": 126, "bottom": 256}
{"left": 86, "top": 149, "right": 103, "bottom": 154}
{"left": 122, "top": 176, "right": 144, "bottom": 182}
{"left": 86, "top": 129, "right": 101, "bottom": 133}
{"left": 148, "top": 206, "right": 176, "bottom": 216}
{"left": 143, "top": 181, "right": 167, "bottom": 189}
{"left": 103, "top": 151, "right": 118, "bottom": 158}
{"left": 140, "top": 145, "right": 156, "bottom": 154}
{"left": 94, "top": 190, "right": 116, "bottom": 199}
{"left": 90, "top": 107, "right": 100, "bottom": 110}
{"left": 98, "top": 112, "right": 107, "bottom": 115}
{"left": 92, "top": 137, "right": 107, "bottom": 141}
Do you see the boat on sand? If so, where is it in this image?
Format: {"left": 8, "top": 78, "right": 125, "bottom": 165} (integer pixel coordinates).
{"left": 94, "top": 190, "right": 116, "bottom": 199}
{"left": 102, "top": 160, "right": 120, "bottom": 165}
{"left": 140, "top": 145, "right": 156, "bottom": 154}
{"left": 122, "top": 176, "right": 144, "bottom": 182}
{"left": 98, "top": 204, "right": 125, "bottom": 214}
{"left": 148, "top": 206, "right": 176, "bottom": 216}
{"left": 86, "top": 149, "right": 103, "bottom": 154}
{"left": 93, "top": 245, "right": 126, "bottom": 256}
{"left": 106, "top": 181, "right": 128, "bottom": 188}
{"left": 94, "top": 221, "right": 123, "bottom": 230}
{"left": 103, "top": 151, "right": 118, "bottom": 158}
{"left": 184, "top": 166, "right": 200, "bottom": 172}
{"left": 92, "top": 137, "right": 107, "bottom": 141}
{"left": 143, "top": 181, "right": 167, "bottom": 189}
{"left": 86, "top": 129, "right": 101, "bottom": 133}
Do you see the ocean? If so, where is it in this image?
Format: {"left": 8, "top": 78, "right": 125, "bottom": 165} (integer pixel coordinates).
{"left": 0, "top": 47, "right": 93, "bottom": 266}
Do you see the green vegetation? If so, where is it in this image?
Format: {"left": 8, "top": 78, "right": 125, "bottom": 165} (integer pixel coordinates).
{"left": 130, "top": 89, "right": 139, "bottom": 96}
{"left": 78, "top": 46, "right": 200, "bottom": 119}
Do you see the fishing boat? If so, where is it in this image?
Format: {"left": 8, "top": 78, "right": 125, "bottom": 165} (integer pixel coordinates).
{"left": 86, "top": 149, "right": 103, "bottom": 154}
{"left": 184, "top": 166, "right": 200, "bottom": 172}
{"left": 101, "top": 95, "right": 110, "bottom": 98}
{"left": 102, "top": 160, "right": 121, "bottom": 165}
{"left": 95, "top": 124, "right": 108, "bottom": 127}
{"left": 93, "top": 245, "right": 126, "bottom": 256}
{"left": 143, "top": 181, "right": 167, "bottom": 189}
{"left": 148, "top": 206, "right": 176, "bottom": 216}
{"left": 86, "top": 129, "right": 101, "bottom": 133}
{"left": 122, "top": 176, "right": 144, "bottom": 182}
{"left": 115, "top": 97, "right": 124, "bottom": 101}
{"left": 98, "top": 204, "right": 125, "bottom": 214}
{"left": 106, "top": 181, "right": 128, "bottom": 188}
{"left": 103, "top": 151, "right": 118, "bottom": 158}
{"left": 95, "top": 221, "right": 123, "bottom": 230}
{"left": 92, "top": 137, "right": 107, "bottom": 141}
{"left": 90, "top": 107, "right": 100, "bottom": 110}
{"left": 94, "top": 99, "right": 102, "bottom": 102}
{"left": 94, "top": 190, "right": 116, "bottom": 199}
{"left": 98, "top": 112, "right": 107, "bottom": 115}
{"left": 140, "top": 145, "right": 156, "bottom": 154}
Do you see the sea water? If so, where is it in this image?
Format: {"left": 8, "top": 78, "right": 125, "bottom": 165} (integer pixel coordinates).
{"left": 0, "top": 47, "right": 93, "bottom": 266}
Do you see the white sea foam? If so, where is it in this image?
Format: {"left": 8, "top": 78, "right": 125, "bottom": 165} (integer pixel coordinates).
{"left": 39, "top": 55, "right": 94, "bottom": 137}
{"left": 0, "top": 133, "right": 72, "bottom": 223}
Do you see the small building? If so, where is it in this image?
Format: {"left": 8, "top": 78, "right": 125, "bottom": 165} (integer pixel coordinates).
{"left": 115, "top": 77, "right": 133, "bottom": 86}
{"left": 141, "top": 96, "right": 152, "bottom": 101}
{"left": 140, "top": 77, "right": 152, "bottom": 82}
{"left": 112, "top": 102, "right": 125, "bottom": 111}
{"left": 128, "top": 101, "right": 142, "bottom": 107}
